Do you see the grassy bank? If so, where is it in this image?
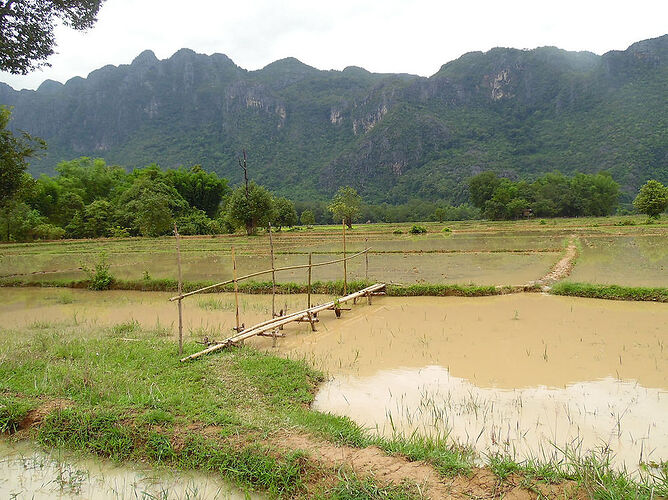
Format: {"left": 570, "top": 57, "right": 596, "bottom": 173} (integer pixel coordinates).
{"left": 551, "top": 282, "right": 668, "bottom": 302}
{"left": 1, "top": 321, "right": 666, "bottom": 498}
{"left": 0, "top": 277, "right": 518, "bottom": 298}
{"left": 6, "top": 276, "right": 667, "bottom": 302}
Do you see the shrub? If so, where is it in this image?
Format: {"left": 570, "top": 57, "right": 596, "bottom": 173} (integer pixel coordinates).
{"left": 109, "top": 226, "right": 130, "bottom": 238}
{"left": 442, "top": 227, "right": 451, "bottom": 232}
{"left": 33, "top": 223, "right": 66, "bottom": 240}
{"left": 82, "top": 252, "right": 114, "bottom": 290}
{"left": 392, "top": 229, "right": 403, "bottom": 235}
{"left": 409, "top": 225, "right": 427, "bottom": 234}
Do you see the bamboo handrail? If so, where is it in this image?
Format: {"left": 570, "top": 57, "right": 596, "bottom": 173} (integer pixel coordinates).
{"left": 169, "top": 248, "right": 371, "bottom": 302}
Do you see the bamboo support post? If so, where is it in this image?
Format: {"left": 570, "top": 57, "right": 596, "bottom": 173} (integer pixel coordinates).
{"left": 306, "top": 311, "right": 317, "bottom": 331}
{"left": 342, "top": 219, "right": 347, "bottom": 295}
{"left": 307, "top": 252, "right": 312, "bottom": 309}
{"left": 268, "top": 223, "right": 276, "bottom": 317}
{"left": 174, "top": 224, "right": 183, "bottom": 356}
{"left": 232, "top": 247, "right": 240, "bottom": 333}
{"left": 365, "top": 237, "right": 369, "bottom": 281}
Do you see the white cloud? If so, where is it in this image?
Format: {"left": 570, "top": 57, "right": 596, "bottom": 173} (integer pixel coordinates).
{"left": 1, "top": 0, "right": 666, "bottom": 90}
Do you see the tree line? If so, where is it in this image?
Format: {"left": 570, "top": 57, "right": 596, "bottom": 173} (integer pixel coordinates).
{"left": 2, "top": 105, "right": 666, "bottom": 241}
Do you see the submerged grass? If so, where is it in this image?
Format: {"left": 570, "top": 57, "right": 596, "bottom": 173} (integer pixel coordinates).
{"left": 551, "top": 282, "right": 668, "bottom": 302}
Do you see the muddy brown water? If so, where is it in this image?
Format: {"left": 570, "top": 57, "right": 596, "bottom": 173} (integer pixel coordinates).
{"left": 0, "top": 439, "right": 260, "bottom": 499}
{"left": 260, "top": 294, "right": 668, "bottom": 470}
{"left": 1, "top": 289, "right": 666, "bottom": 472}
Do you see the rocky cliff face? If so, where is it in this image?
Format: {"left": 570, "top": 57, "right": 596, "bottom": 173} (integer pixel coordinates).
{"left": 1, "top": 35, "right": 666, "bottom": 203}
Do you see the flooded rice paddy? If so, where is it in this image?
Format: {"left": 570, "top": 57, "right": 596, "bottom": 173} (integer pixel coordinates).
{"left": 570, "top": 234, "right": 668, "bottom": 287}
{"left": 1, "top": 288, "right": 666, "bottom": 473}
{"left": 0, "top": 439, "right": 258, "bottom": 499}
{"left": 0, "top": 246, "right": 558, "bottom": 286}
{"left": 266, "top": 293, "right": 667, "bottom": 470}
{"left": 2, "top": 225, "right": 666, "bottom": 286}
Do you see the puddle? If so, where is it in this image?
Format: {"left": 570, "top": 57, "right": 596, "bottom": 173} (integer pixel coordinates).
{"left": 267, "top": 294, "right": 668, "bottom": 469}
{"left": 0, "top": 439, "right": 258, "bottom": 499}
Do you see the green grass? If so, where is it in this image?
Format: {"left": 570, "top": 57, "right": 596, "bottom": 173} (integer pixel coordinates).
{"left": 550, "top": 282, "right": 668, "bottom": 302}
{"left": 0, "top": 277, "right": 517, "bottom": 298}
{"left": 0, "top": 395, "right": 36, "bottom": 433}
{"left": 327, "top": 471, "right": 423, "bottom": 499}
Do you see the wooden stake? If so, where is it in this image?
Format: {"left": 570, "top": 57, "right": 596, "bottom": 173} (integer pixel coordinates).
{"left": 174, "top": 223, "right": 183, "bottom": 356}
{"left": 342, "top": 219, "right": 347, "bottom": 295}
{"left": 232, "top": 246, "right": 240, "bottom": 333}
{"left": 268, "top": 222, "right": 276, "bottom": 317}
{"left": 307, "top": 252, "right": 312, "bottom": 309}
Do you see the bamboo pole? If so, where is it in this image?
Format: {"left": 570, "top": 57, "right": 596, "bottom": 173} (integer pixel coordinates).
{"left": 268, "top": 223, "right": 276, "bottom": 317}
{"left": 169, "top": 248, "right": 371, "bottom": 302}
{"left": 307, "top": 252, "right": 312, "bottom": 309}
{"left": 174, "top": 224, "right": 183, "bottom": 356}
{"left": 232, "top": 246, "right": 240, "bottom": 332}
{"left": 365, "top": 237, "right": 369, "bottom": 281}
{"left": 342, "top": 219, "right": 347, "bottom": 295}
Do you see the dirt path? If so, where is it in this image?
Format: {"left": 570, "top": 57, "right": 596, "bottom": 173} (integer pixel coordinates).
{"left": 526, "top": 238, "right": 578, "bottom": 289}
{"left": 277, "top": 432, "right": 583, "bottom": 499}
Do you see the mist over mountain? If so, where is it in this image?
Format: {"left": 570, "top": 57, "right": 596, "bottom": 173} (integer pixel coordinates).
{"left": 1, "top": 35, "right": 666, "bottom": 204}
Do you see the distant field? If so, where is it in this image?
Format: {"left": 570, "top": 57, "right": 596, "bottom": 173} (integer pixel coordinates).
{"left": 0, "top": 216, "right": 666, "bottom": 288}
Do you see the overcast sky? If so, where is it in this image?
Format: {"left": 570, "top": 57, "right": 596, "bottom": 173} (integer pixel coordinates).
{"left": 1, "top": 0, "right": 666, "bottom": 90}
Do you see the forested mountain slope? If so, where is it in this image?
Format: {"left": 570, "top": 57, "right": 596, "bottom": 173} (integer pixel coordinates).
{"left": 1, "top": 35, "right": 666, "bottom": 204}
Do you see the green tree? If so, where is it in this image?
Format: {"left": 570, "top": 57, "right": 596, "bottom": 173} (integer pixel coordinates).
{"left": 0, "top": 107, "right": 45, "bottom": 206}
{"left": 300, "top": 209, "right": 316, "bottom": 226}
{"left": 225, "top": 182, "right": 274, "bottom": 235}
{"left": 0, "top": 199, "right": 43, "bottom": 241}
{"left": 272, "top": 197, "right": 297, "bottom": 229}
{"left": 83, "top": 199, "right": 115, "bottom": 237}
{"left": 468, "top": 172, "right": 501, "bottom": 209}
{"left": 116, "top": 177, "right": 188, "bottom": 237}
{"left": 55, "top": 157, "right": 126, "bottom": 204}
{"left": 328, "top": 186, "right": 362, "bottom": 229}
{"left": 571, "top": 172, "right": 619, "bottom": 216}
{"left": 163, "top": 165, "right": 229, "bottom": 218}
{"left": 175, "top": 209, "right": 215, "bottom": 235}
{"left": 0, "top": 0, "right": 105, "bottom": 74}
{"left": 633, "top": 180, "right": 668, "bottom": 218}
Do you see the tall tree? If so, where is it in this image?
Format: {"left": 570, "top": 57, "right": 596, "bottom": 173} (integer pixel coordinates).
{"left": 225, "top": 182, "right": 273, "bottom": 235}
{"left": 0, "top": 0, "right": 105, "bottom": 74}
{"left": 0, "top": 106, "right": 45, "bottom": 205}
{"left": 272, "top": 197, "right": 297, "bottom": 230}
{"left": 328, "top": 186, "right": 362, "bottom": 229}
{"left": 633, "top": 180, "right": 668, "bottom": 218}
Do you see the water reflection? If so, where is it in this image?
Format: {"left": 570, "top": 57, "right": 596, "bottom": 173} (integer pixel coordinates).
{"left": 314, "top": 366, "right": 667, "bottom": 470}
{"left": 0, "top": 440, "right": 258, "bottom": 499}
